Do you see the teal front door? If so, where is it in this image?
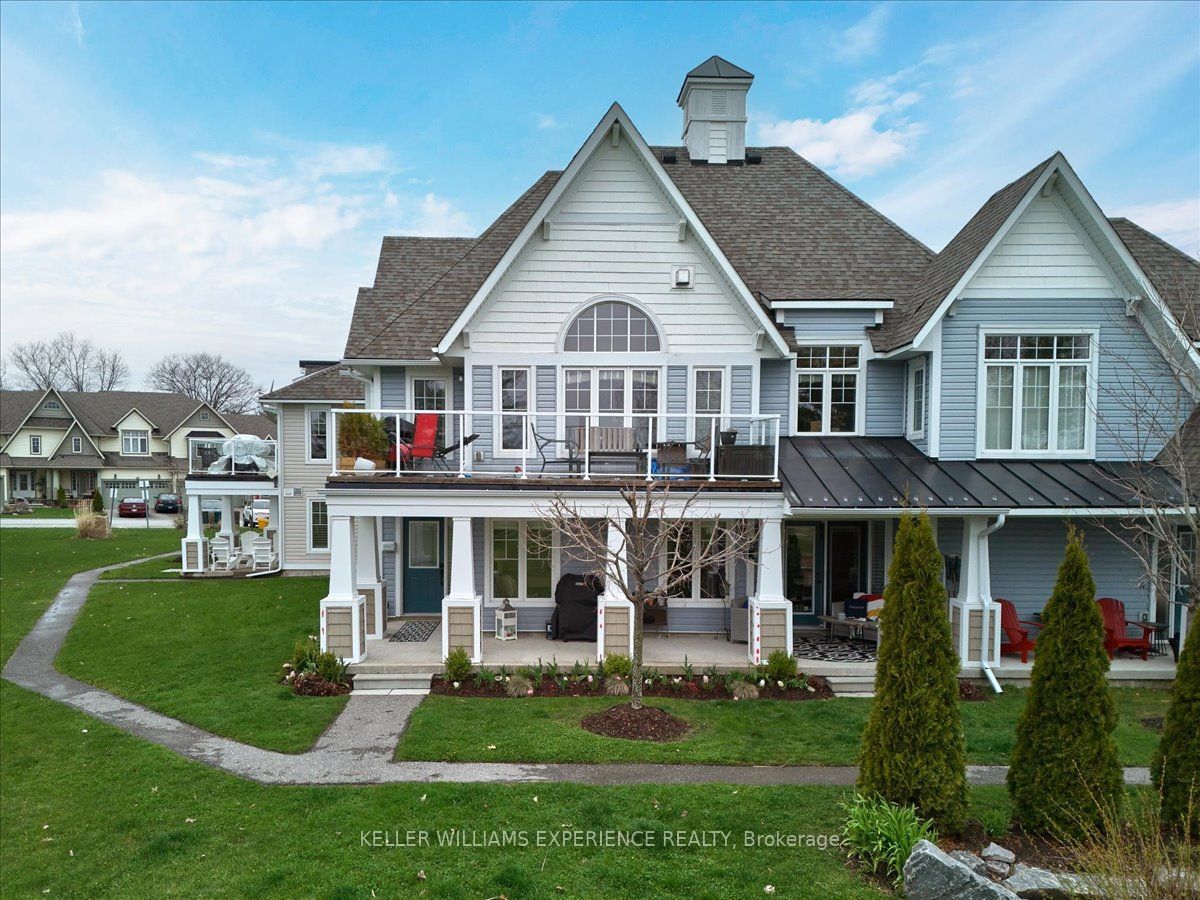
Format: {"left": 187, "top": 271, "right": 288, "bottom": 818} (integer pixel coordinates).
{"left": 402, "top": 518, "right": 444, "bottom": 614}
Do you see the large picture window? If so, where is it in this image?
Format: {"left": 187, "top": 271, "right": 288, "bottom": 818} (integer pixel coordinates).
{"left": 490, "top": 520, "right": 553, "bottom": 601}
{"left": 307, "top": 409, "right": 328, "bottom": 462}
{"left": 981, "top": 333, "right": 1093, "bottom": 454}
{"left": 564, "top": 300, "right": 660, "bottom": 352}
{"left": 120, "top": 430, "right": 149, "bottom": 455}
{"left": 795, "top": 346, "right": 861, "bottom": 434}
{"left": 563, "top": 367, "right": 661, "bottom": 448}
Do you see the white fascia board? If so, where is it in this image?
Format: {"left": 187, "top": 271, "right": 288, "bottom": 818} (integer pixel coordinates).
{"left": 340, "top": 357, "right": 439, "bottom": 366}
{"left": 771, "top": 300, "right": 895, "bottom": 310}
{"left": 265, "top": 399, "right": 365, "bottom": 406}
{"left": 183, "top": 479, "right": 280, "bottom": 496}
{"left": 1006, "top": 506, "right": 1197, "bottom": 518}
{"left": 908, "top": 155, "right": 1063, "bottom": 351}
{"left": 46, "top": 418, "right": 103, "bottom": 458}
{"left": 112, "top": 406, "right": 159, "bottom": 431}
{"left": 432, "top": 102, "right": 791, "bottom": 358}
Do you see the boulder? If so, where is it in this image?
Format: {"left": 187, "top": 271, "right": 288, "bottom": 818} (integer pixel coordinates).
{"left": 949, "top": 850, "right": 989, "bottom": 878}
{"left": 903, "top": 841, "right": 1019, "bottom": 900}
{"left": 986, "top": 859, "right": 1014, "bottom": 879}
{"left": 981, "top": 842, "right": 1017, "bottom": 864}
{"left": 1003, "top": 864, "right": 1071, "bottom": 899}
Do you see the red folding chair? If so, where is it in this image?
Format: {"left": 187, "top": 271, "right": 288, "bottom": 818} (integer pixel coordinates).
{"left": 996, "top": 598, "right": 1038, "bottom": 663}
{"left": 406, "top": 413, "right": 439, "bottom": 469}
{"left": 1097, "top": 597, "right": 1155, "bottom": 660}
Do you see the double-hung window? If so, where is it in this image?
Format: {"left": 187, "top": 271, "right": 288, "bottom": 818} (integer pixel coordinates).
{"left": 981, "top": 333, "right": 1093, "bottom": 454}
{"left": 490, "top": 520, "right": 553, "bottom": 602}
{"left": 412, "top": 375, "right": 448, "bottom": 444}
{"left": 665, "top": 522, "right": 731, "bottom": 602}
{"left": 29, "top": 435, "right": 42, "bottom": 455}
{"left": 72, "top": 436, "right": 83, "bottom": 453}
{"left": 308, "top": 500, "right": 329, "bottom": 552}
{"left": 907, "top": 359, "right": 927, "bottom": 440}
{"left": 563, "top": 367, "right": 661, "bottom": 449}
{"left": 692, "top": 368, "right": 724, "bottom": 444}
{"left": 306, "top": 409, "right": 328, "bottom": 462}
{"left": 497, "top": 367, "right": 530, "bottom": 452}
{"left": 795, "top": 346, "right": 861, "bottom": 434}
{"left": 121, "top": 430, "right": 148, "bottom": 455}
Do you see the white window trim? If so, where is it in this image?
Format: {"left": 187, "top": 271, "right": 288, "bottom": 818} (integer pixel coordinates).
{"left": 974, "top": 327, "right": 1098, "bottom": 459}
{"left": 493, "top": 366, "right": 534, "bottom": 458}
{"left": 305, "top": 407, "right": 330, "bottom": 464}
{"left": 688, "top": 366, "right": 729, "bottom": 444}
{"left": 484, "top": 519, "right": 558, "bottom": 607}
{"left": 120, "top": 429, "right": 149, "bottom": 456}
{"left": 791, "top": 342, "right": 868, "bottom": 436}
{"left": 29, "top": 435, "right": 42, "bottom": 455}
{"left": 306, "top": 497, "right": 330, "bottom": 554}
{"left": 71, "top": 436, "right": 83, "bottom": 454}
{"left": 557, "top": 295, "right": 666, "bottom": 354}
{"left": 659, "top": 520, "right": 736, "bottom": 608}
{"left": 408, "top": 368, "right": 452, "bottom": 413}
{"left": 906, "top": 358, "right": 927, "bottom": 441}
{"left": 557, "top": 365, "right": 666, "bottom": 447}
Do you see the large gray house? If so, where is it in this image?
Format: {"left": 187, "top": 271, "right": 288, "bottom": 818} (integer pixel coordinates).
{"left": 184, "top": 57, "right": 1198, "bottom": 690}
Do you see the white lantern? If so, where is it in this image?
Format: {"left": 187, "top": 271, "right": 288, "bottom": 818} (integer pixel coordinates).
{"left": 496, "top": 600, "right": 518, "bottom": 642}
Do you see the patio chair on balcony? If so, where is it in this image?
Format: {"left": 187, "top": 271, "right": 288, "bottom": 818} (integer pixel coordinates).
{"left": 1097, "top": 597, "right": 1155, "bottom": 660}
{"left": 431, "top": 433, "right": 480, "bottom": 472}
{"left": 400, "top": 413, "right": 440, "bottom": 470}
{"left": 997, "top": 598, "right": 1038, "bottom": 663}
{"left": 531, "top": 427, "right": 581, "bottom": 473}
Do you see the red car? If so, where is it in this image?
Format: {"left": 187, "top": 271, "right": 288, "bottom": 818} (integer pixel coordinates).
{"left": 117, "top": 497, "right": 147, "bottom": 518}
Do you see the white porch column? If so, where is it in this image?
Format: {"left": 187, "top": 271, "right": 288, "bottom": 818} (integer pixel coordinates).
{"left": 442, "top": 516, "right": 481, "bottom": 663}
{"left": 355, "top": 515, "right": 385, "bottom": 640}
{"left": 950, "top": 516, "right": 1000, "bottom": 670}
{"left": 597, "top": 520, "right": 634, "bottom": 662}
{"left": 320, "top": 514, "right": 366, "bottom": 664}
{"left": 265, "top": 495, "right": 280, "bottom": 549}
{"left": 749, "top": 517, "right": 792, "bottom": 664}
{"left": 180, "top": 493, "right": 207, "bottom": 573}
{"left": 218, "top": 494, "right": 236, "bottom": 542}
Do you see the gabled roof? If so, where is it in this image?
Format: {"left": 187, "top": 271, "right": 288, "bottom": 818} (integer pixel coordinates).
{"left": 1110, "top": 217, "right": 1200, "bottom": 342}
{"left": 874, "top": 155, "right": 1057, "bottom": 351}
{"left": 344, "top": 179, "right": 557, "bottom": 360}
{"left": 0, "top": 390, "right": 44, "bottom": 434}
{"left": 261, "top": 364, "right": 366, "bottom": 403}
{"left": 223, "top": 413, "right": 275, "bottom": 438}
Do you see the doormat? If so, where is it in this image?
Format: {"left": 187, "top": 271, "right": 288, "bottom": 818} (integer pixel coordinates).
{"left": 792, "top": 633, "right": 877, "bottom": 663}
{"left": 389, "top": 619, "right": 440, "bottom": 643}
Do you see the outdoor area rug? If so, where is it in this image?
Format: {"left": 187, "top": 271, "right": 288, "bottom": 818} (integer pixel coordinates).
{"left": 389, "top": 619, "right": 440, "bottom": 643}
{"left": 792, "top": 633, "right": 877, "bottom": 662}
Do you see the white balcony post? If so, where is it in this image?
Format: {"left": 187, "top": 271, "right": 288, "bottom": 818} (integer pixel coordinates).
{"left": 749, "top": 517, "right": 791, "bottom": 664}
{"left": 329, "top": 410, "right": 339, "bottom": 476}
{"left": 443, "top": 516, "right": 481, "bottom": 663}
{"left": 458, "top": 412, "right": 466, "bottom": 477}
{"left": 319, "top": 513, "right": 366, "bottom": 663}
{"left": 354, "top": 515, "right": 385, "bottom": 640}
{"left": 218, "top": 495, "right": 236, "bottom": 542}
{"left": 708, "top": 417, "right": 717, "bottom": 482}
{"left": 265, "top": 495, "right": 280, "bottom": 549}
{"left": 180, "top": 493, "right": 207, "bottom": 573}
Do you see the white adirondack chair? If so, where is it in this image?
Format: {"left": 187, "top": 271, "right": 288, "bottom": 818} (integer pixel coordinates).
{"left": 209, "top": 538, "right": 235, "bottom": 572}
{"left": 237, "top": 531, "right": 257, "bottom": 568}
{"left": 251, "top": 538, "right": 277, "bottom": 571}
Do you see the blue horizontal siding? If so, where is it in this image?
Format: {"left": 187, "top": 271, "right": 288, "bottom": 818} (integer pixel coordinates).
{"left": 865, "top": 359, "right": 904, "bottom": 436}
{"left": 783, "top": 309, "right": 876, "bottom": 339}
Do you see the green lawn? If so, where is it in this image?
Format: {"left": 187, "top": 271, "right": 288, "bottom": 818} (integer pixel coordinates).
{"left": 1, "top": 505, "right": 77, "bottom": 519}
{"left": 57, "top": 576, "right": 346, "bottom": 753}
{"left": 396, "top": 688, "right": 1168, "bottom": 767}
{"left": 98, "top": 554, "right": 184, "bottom": 580}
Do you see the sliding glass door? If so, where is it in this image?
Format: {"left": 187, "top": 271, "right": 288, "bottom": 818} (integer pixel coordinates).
{"left": 784, "top": 523, "right": 823, "bottom": 626}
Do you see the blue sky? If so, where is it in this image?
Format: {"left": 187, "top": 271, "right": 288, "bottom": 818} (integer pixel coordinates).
{"left": 2, "top": 1, "right": 1197, "bottom": 389}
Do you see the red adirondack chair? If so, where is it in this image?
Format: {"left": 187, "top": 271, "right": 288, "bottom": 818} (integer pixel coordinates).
{"left": 1097, "top": 597, "right": 1155, "bottom": 660}
{"left": 997, "top": 598, "right": 1039, "bottom": 663}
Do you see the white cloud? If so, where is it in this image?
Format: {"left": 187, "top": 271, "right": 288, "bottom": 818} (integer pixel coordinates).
{"left": 536, "top": 113, "right": 558, "bottom": 130}
{"left": 756, "top": 110, "right": 924, "bottom": 178}
{"left": 834, "top": 5, "right": 891, "bottom": 62}
{"left": 67, "top": 2, "right": 85, "bottom": 47}
{"left": 1114, "top": 199, "right": 1200, "bottom": 256}
{"left": 0, "top": 145, "right": 475, "bottom": 386}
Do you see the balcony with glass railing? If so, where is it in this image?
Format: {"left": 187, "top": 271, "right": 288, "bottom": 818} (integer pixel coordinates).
{"left": 327, "top": 408, "right": 780, "bottom": 482}
{"left": 188, "top": 436, "right": 278, "bottom": 479}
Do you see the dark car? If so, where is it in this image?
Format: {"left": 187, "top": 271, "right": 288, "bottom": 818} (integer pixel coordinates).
{"left": 117, "top": 497, "right": 147, "bottom": 518}
{"left": 154, "top": 492, "right": 181, "bottom": 513}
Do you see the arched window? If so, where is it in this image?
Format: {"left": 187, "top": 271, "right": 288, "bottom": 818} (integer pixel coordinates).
{"left": 564, "top": 301, "right": 660, "bottom": 352}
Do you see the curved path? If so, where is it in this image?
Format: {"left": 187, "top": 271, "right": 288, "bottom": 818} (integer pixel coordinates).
{"left": 3, "top": 557, "right": 1154, "bottom": 788}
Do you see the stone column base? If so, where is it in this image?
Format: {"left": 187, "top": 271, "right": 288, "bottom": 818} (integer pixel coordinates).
{"left": 181, "top": 537, "right": 208, "bottom": 574}
{"left": 442, "top": 595, "right": 482, "bottom": 663}
{"left": 597, "top": 598, "right": 635, "bottom": 662}
{"left": 749, "top": 597, "right": 793, "bottom": 664}
{"left": 320, "top": 595, "right": 367, "bottom": 664}
{"left": 357, "top": 581, "right": 386, "bottom": 640}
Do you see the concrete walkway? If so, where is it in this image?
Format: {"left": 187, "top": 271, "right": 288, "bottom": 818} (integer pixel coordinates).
{"left": 2, "top": 557, "right": 1155, "bottom": 788}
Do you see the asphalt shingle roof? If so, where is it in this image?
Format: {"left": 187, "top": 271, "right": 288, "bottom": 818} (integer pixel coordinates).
{"left": 1110, "top": 217, "right": 1200, "bottom": 342}
{"left": 261, "top": 365, "right": 366, "bottom": 402}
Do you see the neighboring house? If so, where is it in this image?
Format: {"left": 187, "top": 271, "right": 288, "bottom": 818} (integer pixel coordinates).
{"left": 192, "top": 57, "right": 1199, "bottom": 676}
{"left": 0, "top": 388, "right": 274, "bottom": 506}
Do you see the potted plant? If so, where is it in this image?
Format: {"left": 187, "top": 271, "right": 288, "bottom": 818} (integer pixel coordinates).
{"left": 720, "top": 428, "right": 739, "bottom": 446}
{"left": 337, "top": 411, "right": 390, "bottom": 470}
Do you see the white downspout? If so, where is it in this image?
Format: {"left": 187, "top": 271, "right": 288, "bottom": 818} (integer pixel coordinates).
{"left": 979, "top": 514, "right": 1007, "bottom": 694}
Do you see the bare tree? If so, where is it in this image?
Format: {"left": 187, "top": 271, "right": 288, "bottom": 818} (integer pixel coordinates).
{"left": 1092, "top": 279, "right": 1199, "bottom": 640}
{"left": 145, "top": 352, "right": 262, "bottom": 413}
{"left": 537, "top": 482, "right": 760, "bottom": 709}
{"left": 4, "top": 332, "right": 130, "bottom": 392}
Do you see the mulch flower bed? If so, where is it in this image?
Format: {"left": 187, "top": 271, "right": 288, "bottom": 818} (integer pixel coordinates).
{"left": 958, "top": 679, "right": 991, "bottom": 702}
{"left": 940, "top": 824, "right": 1075, "bottom": 872}
{"left": 290, "top": 673, "right": 351, "bottom": 696}
{"left": 581, "top": 704, "right": 691, "bottom": 742}
{"left": 429, "top": 673, "right": 834, "bottom": 700}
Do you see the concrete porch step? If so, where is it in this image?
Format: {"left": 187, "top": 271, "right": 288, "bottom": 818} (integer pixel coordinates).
{"left": 350, "top": 672, "right": 434, "bottom": 694}
{"left": 824, "top": 674, "right": 876, "bottom": 697}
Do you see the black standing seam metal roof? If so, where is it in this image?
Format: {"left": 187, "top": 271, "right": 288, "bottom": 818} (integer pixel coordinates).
{"left": 778, "top": 437, "right": 1186, "bottom": 510}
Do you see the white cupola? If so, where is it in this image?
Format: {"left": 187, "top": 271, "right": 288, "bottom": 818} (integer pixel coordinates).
{"left": 677, "top": 56, "right": 753, "bottom": 165}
